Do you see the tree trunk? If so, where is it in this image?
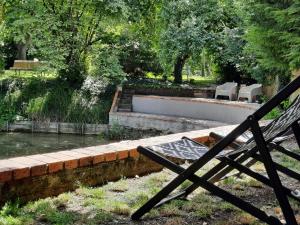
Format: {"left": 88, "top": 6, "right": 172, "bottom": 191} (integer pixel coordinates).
{"left": 16, "top": 42, "right": 27, "bottom": 60}
{"left": 174, "top": 55, "right": 188, "bottom": 84}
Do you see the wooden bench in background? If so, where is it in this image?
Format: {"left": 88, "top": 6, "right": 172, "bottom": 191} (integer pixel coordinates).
{"left": 10, "top": 60, "right": 45, "bottom": 74}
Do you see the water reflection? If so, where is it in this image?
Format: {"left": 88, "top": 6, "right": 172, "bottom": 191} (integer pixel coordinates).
{"left": 0, "top": 132, "right": 110, "bottom": 159}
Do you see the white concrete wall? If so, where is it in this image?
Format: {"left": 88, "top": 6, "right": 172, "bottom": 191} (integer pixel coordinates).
{"left": 132, "top": 95, "right": 260, "bottom": 124}
{"left": 109, "top": 112, "right": 227, "bottom": 133}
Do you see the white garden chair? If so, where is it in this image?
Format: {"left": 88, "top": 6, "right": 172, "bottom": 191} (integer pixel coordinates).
{"left": 238, "top": 84, "right": 262, "bottom": 103}
{"left": 215, "top": 82, "right": 238, "bottom": 101}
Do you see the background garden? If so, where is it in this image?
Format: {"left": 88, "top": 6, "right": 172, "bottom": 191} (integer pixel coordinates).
{"left": 0, "top": 0, "right": 300, "bottom": 125}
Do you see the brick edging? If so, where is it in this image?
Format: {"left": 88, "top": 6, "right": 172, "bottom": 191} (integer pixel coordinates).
{"left": 0, "top": 125, "right": 238, "bottom": 183}
{"left": 0, "top": 125, "right": 238, "bottom": 204}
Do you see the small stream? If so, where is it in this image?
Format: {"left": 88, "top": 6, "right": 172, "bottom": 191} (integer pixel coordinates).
{"left": 0, "top": 132, "right": 111, "bottom": 160}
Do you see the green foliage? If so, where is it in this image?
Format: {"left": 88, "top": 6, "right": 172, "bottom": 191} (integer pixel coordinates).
{"left": 0, "top": 76, "right": 114, "bottom": 124}
{"left": 2, "top": 0, "right": 128, "bottom": 86}
{"left": 159, "top": 0, "right": 223, "bottom": 82}
{"left": 106, "top": 122, "right": 126, "bottom": 140}
{"left": 89, "top": 46, "right": 126, "bottom": 83}
{"left": 0, "top": 94, "right": 16, "bottom": 126}
{"left": 119, "top": 0, "right": 163, "bottom": 76}
{"left": 0, "top": 54, "right": 4, "bottom": 73}
{"left": 0, "top": 201, "right": 20, "bottom": 217}
{"left": 242, "top": 0, "right": 300, "bottom": 79}
{"left": 264, "top": 99, "right": 290, "bottom": 120}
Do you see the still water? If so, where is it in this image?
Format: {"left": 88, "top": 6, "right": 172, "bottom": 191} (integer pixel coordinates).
{"left": 0, "top": 132, "right": 110, "bottom": 159}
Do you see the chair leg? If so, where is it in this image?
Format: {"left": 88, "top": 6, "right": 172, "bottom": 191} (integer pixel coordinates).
{"left": 251, "top": 120, "right": 298, "bottom": 225}
{"left": 292, "top": 121, "right": 300, "bottom": 148}
{"left": 132, "top": 147, "right": 283, "bottom": 224}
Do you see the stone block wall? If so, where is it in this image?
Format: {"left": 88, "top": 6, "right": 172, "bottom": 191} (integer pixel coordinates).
{"left": 0, "top": 121, "right": 108, "bottom": 135}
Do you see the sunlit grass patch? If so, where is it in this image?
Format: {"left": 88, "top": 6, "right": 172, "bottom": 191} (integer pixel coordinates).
{"left": 182, "top": 192, "right": 239, "bottom": 219}
{"left": 109, "top": 201, "right": 131, "bottom": 216}
{"left": 75, "top": 186, "right": 105, "bottom": 199}
{"left": 126, "top": 191, "right": 150, "bottom": 209}
{"left": 160, "top": 202, "right": 184, "bottom": 217}
{"left": 274, "top": 153, "right": 300, "bottom": 173}
{"left": 1, "top": 70, "right": 57, "bottom": 81}
{"left": 145, "top": 72, "right": 216, "bottom": 87}
{"left": 106, "top": 178, "right": 129, "bottom": 193}
{"left": 145, "top": 173, "right": 169, "bottom": 188}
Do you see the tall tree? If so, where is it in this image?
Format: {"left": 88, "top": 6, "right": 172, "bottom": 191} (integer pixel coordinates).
{"left": 242, "top": 0, "right": 300, "bottom": 81}
{"left": 159, "top": 0, "right": 222, "bottom": 83}
{"left": 119, "top": 0, "right": 163, "bottom": 76}
{"left": 1, "top": 0, "right": 35, "bottom": 60}
{"left": 2, "top": 0, "right": 127, "bottom": 86}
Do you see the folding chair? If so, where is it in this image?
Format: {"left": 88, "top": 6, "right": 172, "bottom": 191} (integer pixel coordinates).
{"left": 208, "top": 128, "right": 295, "bottom": 182}
{"left": 131, "top": 76, "right": 300, "bottom": 225}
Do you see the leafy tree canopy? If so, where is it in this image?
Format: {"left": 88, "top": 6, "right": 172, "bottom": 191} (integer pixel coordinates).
{"left": 158, "top": 0, "right": 223, "bottom": 83}
{"left": 242, "top": 0, "right": 300, "bottom": 80}
{"left": 1, "top": 0, "right": 128, "bottom": 86}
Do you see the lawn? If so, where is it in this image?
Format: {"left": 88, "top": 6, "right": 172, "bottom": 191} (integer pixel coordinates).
{"left": 1, "top": 141, "right": 299, "bottom": 225}
{"left": 0, "top": 70, "right": 57, "bottom": 81}
{"left": 145, "top": 72, "right": 216, "bottom": 87}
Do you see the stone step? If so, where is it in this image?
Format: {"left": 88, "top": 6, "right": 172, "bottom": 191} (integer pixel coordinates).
{"left": 120, "top": 96, "right": 132, "bottom": 100}
{"left": 118, "top": 108, "right": 132, "bottom": 112}
{"left": 119, "top": 99, "right": 132, "bottom": 105}
{"left": 118, "top": 103, "right": 132, "bottom": 109}
{"left": 123, "top": 89, "right": 135, "bottom": 94}
{"left": 122, "top": 93, "right": 134, "bottom": 98}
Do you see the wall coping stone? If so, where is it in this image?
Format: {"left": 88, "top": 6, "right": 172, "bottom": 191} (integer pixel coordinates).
{"left": 133, "top": 95, "right": 261, "bottom": 110}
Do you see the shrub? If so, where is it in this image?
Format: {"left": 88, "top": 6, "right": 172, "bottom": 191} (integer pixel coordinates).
{"left": 26, "top": 96, "right": 47, "bottom": 121}
{"left": 89, "top": 46, "right": 126, "bottom": 84}
{"left": 0, "top": 95, "right": 16, "bottom": 125}
{"left": 106, "top": 122, "right": 126, "bottom": 140}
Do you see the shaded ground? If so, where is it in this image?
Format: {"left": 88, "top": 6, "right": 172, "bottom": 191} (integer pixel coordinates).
{"left": 1, "top": 140, "right": 300, "bottom": 225}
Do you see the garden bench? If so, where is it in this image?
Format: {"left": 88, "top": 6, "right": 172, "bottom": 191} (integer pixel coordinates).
{"left": 10, "top": 60, "right": 44, "bottom": 74}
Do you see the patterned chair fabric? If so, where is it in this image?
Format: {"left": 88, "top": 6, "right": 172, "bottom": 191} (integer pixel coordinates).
{"left": 149, "top": 139, "right": 228, "bottom": 160}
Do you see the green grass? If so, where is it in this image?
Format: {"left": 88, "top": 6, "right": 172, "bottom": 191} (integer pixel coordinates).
{"left": 145, "top": 72, "right": 216, "bottom": 87}
{"left": 0, "top": 169, "right": 269, "bottom": 225}
{"left": 0, "top": 70, "right": 57, "bottom": 81}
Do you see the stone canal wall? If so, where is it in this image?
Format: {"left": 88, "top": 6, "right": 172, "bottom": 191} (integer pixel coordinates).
{"left": 0, "top": 121, "right": 108, "bottom": 135}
